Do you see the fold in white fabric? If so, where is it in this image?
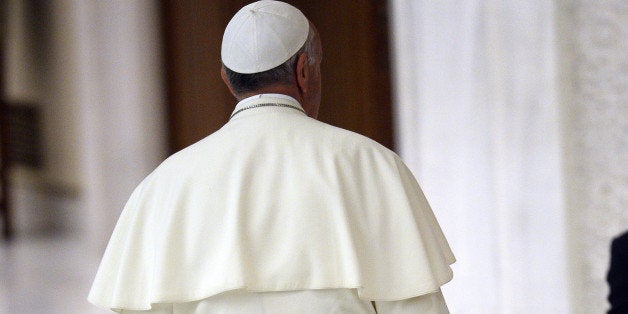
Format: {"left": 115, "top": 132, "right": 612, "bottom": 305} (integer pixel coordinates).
{"left": 88, "top": 95, "right": 455, "bottom": 311}
{"left": 118, "top": 288, "right": 449, "bottom": 314}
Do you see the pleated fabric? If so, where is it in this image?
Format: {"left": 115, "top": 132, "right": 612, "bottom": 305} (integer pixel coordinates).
{"left": 88, "top": 95, "right": 455, "bottom": 312}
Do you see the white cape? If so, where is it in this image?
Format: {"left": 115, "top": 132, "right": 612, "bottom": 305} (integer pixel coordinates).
{"left": 88, "top": 96, "right": 455, "bottom": 311}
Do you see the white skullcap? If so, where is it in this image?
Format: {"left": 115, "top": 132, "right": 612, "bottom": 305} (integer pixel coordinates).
{"left": 221, "top": 0, "right": 309, "bottom": 74}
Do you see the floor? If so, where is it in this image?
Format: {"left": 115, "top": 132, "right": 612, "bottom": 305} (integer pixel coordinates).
{"left": 0, "top": 232, "right": 110, "bottom": 313}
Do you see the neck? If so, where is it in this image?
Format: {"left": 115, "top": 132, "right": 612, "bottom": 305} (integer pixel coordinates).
{"left": 237, "top": 85, "right": 315, "bottom": 118}
{"left": 237, "top": 85, "right": 301, "bottom": 102}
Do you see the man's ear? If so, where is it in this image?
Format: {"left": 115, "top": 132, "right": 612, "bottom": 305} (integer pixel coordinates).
{"left": 295, "top": 52, "right": 309, "bottom": 93}
{"left": 221, "top": 67, "right": 238, "bottom": 97}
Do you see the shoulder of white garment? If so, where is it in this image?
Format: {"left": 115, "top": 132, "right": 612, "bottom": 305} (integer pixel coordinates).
{"left": 88, "top": 109, "right": 455, "bottom": 311}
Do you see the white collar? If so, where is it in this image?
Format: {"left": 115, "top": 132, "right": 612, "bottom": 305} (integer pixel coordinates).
{"left": 238, "top": 93, "right": 299, "bottom": 104}
{"left": 231, "top": 94, "right": 305, "bottom": 119}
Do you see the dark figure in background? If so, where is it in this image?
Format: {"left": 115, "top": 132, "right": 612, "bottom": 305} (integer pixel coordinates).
{"left": 608, "top": 230, "right": 628, "bottom": 314}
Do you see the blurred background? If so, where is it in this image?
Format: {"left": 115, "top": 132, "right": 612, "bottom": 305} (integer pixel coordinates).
{"left": 0, "top": 0, "right": 625, "bottom": 313}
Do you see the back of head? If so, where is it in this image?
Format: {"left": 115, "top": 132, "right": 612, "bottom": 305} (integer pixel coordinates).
{"left": 221, "top": 1, "right": 314, "bottom": 95}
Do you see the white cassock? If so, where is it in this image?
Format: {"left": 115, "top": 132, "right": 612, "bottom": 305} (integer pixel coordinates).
{"left": 88, "top": 94, "right": 455, "bottom": 313}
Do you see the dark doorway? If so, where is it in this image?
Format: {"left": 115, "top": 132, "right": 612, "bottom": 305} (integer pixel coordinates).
{"left": 161, "top": 0, "right": 394, "bottom": 153}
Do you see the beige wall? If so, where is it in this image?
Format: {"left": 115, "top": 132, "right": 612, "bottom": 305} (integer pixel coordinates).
{"left": 4, "top": 1, "right": 167, "bottom": 247}
{"left": 559, "top": 0, "right": 628, "bottom": 312}
{"left": 391, "top": 0, "right": 626, "bottom": 312}
{"left": 5, "top": 1, "right": 84, "bottom": 232}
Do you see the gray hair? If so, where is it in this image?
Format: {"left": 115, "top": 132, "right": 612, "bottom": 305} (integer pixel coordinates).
{"left": 223, "top": 26, "right": 317, "bottom": 96}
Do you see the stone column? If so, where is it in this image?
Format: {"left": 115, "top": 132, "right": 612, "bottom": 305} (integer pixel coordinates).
{"left": 68, "top": 0, "right": 168, "bottom": 250}
{"left": 559, "top": 0, "right": 628, "bottom": 312}
{"left": 389, "top": 1, "right": 570, "bottom": 312}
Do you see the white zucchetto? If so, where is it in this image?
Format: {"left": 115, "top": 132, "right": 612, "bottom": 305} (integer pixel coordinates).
{"left": 221, "top": 0, "right": 309, "bottom": 74}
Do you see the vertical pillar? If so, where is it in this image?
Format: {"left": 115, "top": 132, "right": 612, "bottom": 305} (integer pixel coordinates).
{"left": 46, "top": 0, "right": 167, "bottom": 250}
{"left": 560, "top": 1, "right": 628, "bottom": 312}
{"left": 389, "top": 1, "right": 569, "bottom": 312}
